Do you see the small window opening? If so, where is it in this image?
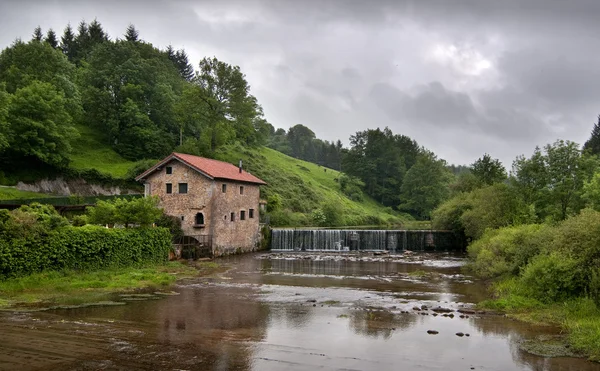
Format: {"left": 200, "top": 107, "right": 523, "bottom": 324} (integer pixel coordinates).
{"left": 179, "top": 183, "right": 188, "bottom": 194}
{"left": 181, "top": 216, "right": 184, "bottom": 221}
{"left": 224, "top": 215, "right": 227, "bottom": 220}
{"left": 230, "top": 212, "right": 235, "bottom": 222}
{"left": 240, "top": 210, "right": 246, "bottom": 220}
{"left": 195, "top": 212, "right": 204, "bottom": 225}
{"left": 249, "top": 209, "right": 254, "bottom": 219}
{"left": 166, "top": 183, "right": 172, "bottom": 194}
{"left": 240, "top": 186, "right": 244, "bottom": 195}
{"left": 166, "top": 166, "right": 172, "bottom": 174}
{"left": 222, "top": 184, "right": 227, "bottom": 193}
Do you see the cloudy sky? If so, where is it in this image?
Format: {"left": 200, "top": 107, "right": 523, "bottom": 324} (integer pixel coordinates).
{"left": 1, "top": 0, "right": 599, "bottom": 166}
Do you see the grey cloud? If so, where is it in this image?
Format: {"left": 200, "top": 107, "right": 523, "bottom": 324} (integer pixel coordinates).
{"left": 1, "top": 0, "right": 599, "bottom": 166}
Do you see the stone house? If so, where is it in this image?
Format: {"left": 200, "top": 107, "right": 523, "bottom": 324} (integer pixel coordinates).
{"left": 136, "top": 152, "right": 267, "bottom": 256}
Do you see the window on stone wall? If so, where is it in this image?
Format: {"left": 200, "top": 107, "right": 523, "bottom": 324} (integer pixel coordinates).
{"left": 195, "top": 212, "right": 204, "bottom": 225}
{"left": 179, "top": 183, "right": 188, "bottom": 194}
{"left": 181, "top": 216, "right": 184, "bottom": 221}
{"left": 240, "top": 186, "right": 244, "bottom": 195}
{"left": 222, "top": 184, "right": 227, "bottom": 193}
{"left": 166, "top": 166, "right": 172, "bottom": 174}
{"left": 230, "top": 212, "right": 235, "bottom": 221}
{"left": 240, "top": 210, "right": 246, "bottom": 220}
{"left": 166, "top": 183, "right": 172, "bottom": 194}
{"left": 249, "top": 209, "right": 254, "bottom": 219}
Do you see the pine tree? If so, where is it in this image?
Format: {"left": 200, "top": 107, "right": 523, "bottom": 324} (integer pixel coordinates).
{"left": 60, "top": 24, "right": 77, "bottom": 61}
{"left": 124, "top": 24, "right": 139, "bottom": 42}
{"left": 32, "top": 26, "right": 43, "bottom": 42}
{"left": 174, "top": 49, "right": 195, "bottom": 81}
{"left": 88, "top": 18, "right": 108, "bottom": 44}
{"left": 45, "top": 29, "right": 58, "bottom": 48}
{"left": 584, "top": 115, "right": 600, "bottom": 155}
{"left": 165, "top": 44, "right": 176, "bottom": 61}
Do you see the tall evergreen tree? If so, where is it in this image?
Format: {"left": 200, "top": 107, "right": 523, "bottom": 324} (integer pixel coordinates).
{"left": 88, "top": 19, "right": 108, "bottom": 44}
{"left": 45, "top": 29, "right": 58, "bottom": 49}
{"left": 74, "top": 20, "right": 90, "bottom": 56}
{"left": 165, "top": 44, "right": 176, "bottom": 60}
{"left": 173, "top": 49, "right": 195, "bottom": 81}
{"left": 584, "top": 115, "right": 600, "bottom": 156}
{"left": 32, "top": 26, "right": 43, "bottom": 42}
{"left": 60, "top": 24, "right": 77, "bottom": 61}
{"left": 124, "top": 24, "right": 140, "bottom": 42}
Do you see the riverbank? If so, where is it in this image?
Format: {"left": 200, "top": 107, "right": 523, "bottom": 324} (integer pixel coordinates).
{"left": 0, "top": 261, "right": 223, "bottom": 310}
{"left": 478, "top": 280, "right": 600, "bottom": 361}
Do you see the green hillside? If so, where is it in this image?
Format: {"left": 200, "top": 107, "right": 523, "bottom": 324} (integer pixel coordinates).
{"left": 215, "top": 144, "right": 407, "bottom": 227}
{"left": 70, "top": 124, "right": 137, "bottom": 178}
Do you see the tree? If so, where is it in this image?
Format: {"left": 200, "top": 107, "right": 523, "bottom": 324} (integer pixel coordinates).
{"left": 45, "top": 29, "right": 58, "bottom": 48}
{"left": 88, "top": 18, "right": 108, "bottom": 44}
{"left": 5, "top": 81, "right": 78, "bottom": 168}
{"left": 582, "top": 172, "right": 600, "bottom": 211}
{"left": 0, "top": 40, "right": 81, "bottom": 119}
{"left": 0, "top": 85, "right": 9, "bottom": 152}
{"left": 343, "top": 127, "right": 420, "bottom": 207}
{"left": 60, "top": 24, "right": 77, "bottom": 61}
{"left": 87, "top": 196, "right": 162, "bottom": 227}
{"left": 584, "top": 115, "right": 600, "bottom": 155}
{"left": 398, "top": 152, "right": 452, "bottom": 219}
{"left": 287, "top": 124, "right": 316, "bottom": 159}
{"left": 124, "top": 24, "right": 140, "bottom": 42}
{"left": 79, "top": 40, "right": 182, "bottom": 159}
{"left": 32, "top": 26, "right": 43, "bottom": 42}
{"left": 173, "top": 49, "right": 195, "bottom": 81}
{"left": 512, "top": 140, "right": 598, "bottom": 221}
{"left": 192, "top": 57, "right": 265, "bottom": 149}
{"left": 471, "top": 153, "right": 506, "bottom": 185}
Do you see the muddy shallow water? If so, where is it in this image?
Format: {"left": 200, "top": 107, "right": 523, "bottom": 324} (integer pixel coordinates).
{"left": 1, "top": 252, "right": 599, "bottom": 371}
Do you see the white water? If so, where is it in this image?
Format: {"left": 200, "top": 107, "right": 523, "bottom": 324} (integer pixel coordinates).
{"left": 270, "top": 229, "right": 461, "bottom": 252}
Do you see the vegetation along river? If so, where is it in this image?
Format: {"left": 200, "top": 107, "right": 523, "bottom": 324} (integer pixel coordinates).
{"left": 1, "top": 252, "right": 598, "bottom": 371}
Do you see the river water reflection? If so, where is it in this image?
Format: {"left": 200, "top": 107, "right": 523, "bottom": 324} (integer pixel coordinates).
{"left": 1, "top": 252, "right": 599, "bottom": 371}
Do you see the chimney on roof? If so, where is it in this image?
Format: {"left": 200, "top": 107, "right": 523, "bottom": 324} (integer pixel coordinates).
{"left": 239, "top": 159, "right": 243, "bottom": 173}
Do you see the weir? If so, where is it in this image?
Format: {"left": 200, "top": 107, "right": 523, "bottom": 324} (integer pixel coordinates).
{"left": 270, "top": 229, "right": 464, "bottom": 252}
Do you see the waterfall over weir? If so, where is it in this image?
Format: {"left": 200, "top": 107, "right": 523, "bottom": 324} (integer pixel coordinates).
{"left": 271, "top": 229, "right": 464, "bottom": 252}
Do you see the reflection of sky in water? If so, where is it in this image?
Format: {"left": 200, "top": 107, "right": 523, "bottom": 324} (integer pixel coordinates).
{"left": 4, "top": 253, "right": 600, "bottom": 371}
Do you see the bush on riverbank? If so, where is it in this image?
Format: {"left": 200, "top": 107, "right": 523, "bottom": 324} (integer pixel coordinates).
{"left": 0, "top": 226, "right": 171, "bottom": 278}
{"left": 470, "top": 209, "right": 600, "bottom": 360}
{"left": 0, "top": 203, "right": 171, "bottom": 279}
{"left": 468, "top": 209, "right": 600, "bottom": 304}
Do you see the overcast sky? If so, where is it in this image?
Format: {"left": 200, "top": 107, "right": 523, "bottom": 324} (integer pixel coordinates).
{"left": 1, "top": 0, "right": 599, "bottom": 167}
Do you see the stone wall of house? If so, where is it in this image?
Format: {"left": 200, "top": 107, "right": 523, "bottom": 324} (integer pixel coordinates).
{"left": 145, "top": 160, "right": 215, "bottom": 237}
{"left": 209, "top": 180, "right": 261, "bottom": 256}
{"left": 144, "top": 159, "right": 262, "bottom": 257}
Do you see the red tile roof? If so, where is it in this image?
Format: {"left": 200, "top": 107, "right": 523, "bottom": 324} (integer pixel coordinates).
{"left": 136, "top": 152, "right": 267, "bottom": 185}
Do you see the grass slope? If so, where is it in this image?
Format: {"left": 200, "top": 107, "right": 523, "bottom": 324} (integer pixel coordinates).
{"left": 216, "top": 144, "right": 407, "bottom": 226}
{"left": 70, "top": 124, "right": 137, "bottom": 178}
{"left": 0, "top": 187, "right": 53, "bottom": 200}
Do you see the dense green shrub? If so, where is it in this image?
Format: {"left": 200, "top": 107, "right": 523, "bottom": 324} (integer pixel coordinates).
{"left": 86, "top": 196, "right": 162, "bottom": 227}
{"left": 469, "top": 209, "right": 600, "bottom": 304}
{"left": 519, "top": 253, "right": 586, "bottom": 303}
{"left": 467, "top": 224, "right": 550, "bottom": 279}
{"left": 0, "top": 226, "right": 171, "bottom": 278}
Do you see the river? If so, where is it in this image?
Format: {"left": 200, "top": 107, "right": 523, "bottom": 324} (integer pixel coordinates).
{"left": 1, "top": 252, "right": 598, "bottom": 371}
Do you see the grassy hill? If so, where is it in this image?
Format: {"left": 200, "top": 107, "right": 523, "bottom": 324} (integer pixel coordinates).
{"left": 70, "top": 124, "right": 138, "bottom": 178}
{"left": 215, "top": 144, "right": 408, "bottom": 227}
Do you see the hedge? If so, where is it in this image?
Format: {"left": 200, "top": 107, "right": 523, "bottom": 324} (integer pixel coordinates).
{"left": 0, "top": 226, "right": 171, "bottom": 278}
